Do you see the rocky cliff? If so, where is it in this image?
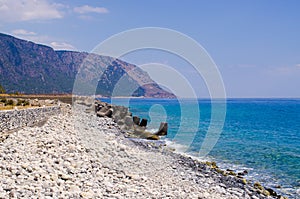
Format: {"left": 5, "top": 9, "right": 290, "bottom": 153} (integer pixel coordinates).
{"left": 0, "top": 33, "right": 175, "bottom": 98}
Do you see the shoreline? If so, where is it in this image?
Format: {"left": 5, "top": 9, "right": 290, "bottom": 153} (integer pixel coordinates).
{"left": 96, "top": 99, "right": 296, "bottom": 199}
{"left": 0, "top": 102, "right": 289, "bottom": 198}
{"left": 164, "top": 140, "right": 294, "bottom": 198}
{"left": 74, "top": 103, "right": 285, "bottom": 198}
{"left": 103, "top": 98, "right": 299, "bottom": 198}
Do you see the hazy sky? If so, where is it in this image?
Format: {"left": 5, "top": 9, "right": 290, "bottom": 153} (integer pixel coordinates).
{"left": 0, "top": 0, "right": 299, "bottom": 98}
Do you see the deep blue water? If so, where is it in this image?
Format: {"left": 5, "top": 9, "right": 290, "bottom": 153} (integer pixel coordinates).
{"left": 101, "top": 98, "right": 300, "bottom": 198}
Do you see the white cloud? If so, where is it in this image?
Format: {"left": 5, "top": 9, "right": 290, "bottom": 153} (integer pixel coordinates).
{"left": 74, "top": 5, "right": 108, "bottom": 14}
{"left": 10, "top": 30, "right": 49, "bottom": 43}
{"left": 10, "top": 31, "right": 76, "bottom": 51}
{"left": 50, "top": 41, "right": 76, "bottom": 51}
{"left": 0, "top": 0, "right": 63, "bottom": 22}
{"left": 12, "top": 29, "right": 37, "bottom": 36}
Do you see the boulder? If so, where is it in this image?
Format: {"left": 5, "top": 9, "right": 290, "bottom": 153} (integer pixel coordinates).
{"left": 97, "top": 109, "right": 113, "bottom": 118}
{"left": 145, "top": 134, "right": 160, "bottom": 140}
{"left": 133, "top": 130, "right": 160, "bottom": 140}
{"left": 113, "top": 115, "right": 121, "bottom": 123}
{"left": 44, "top": 99, "right": 55, "bottom": 105}
{"left": 99, "top": 106, "right": 110, "bottom": 113}
{"left": 117, "top": 119, "right": 125, "bottom": 126}
{"left": 124, "top": 116, "right": 133, "bottom": 128}
{"left": 140, "top": 118, "right": 148, "bottom": 127}
{"left": 265, "top": 188, "right": 277, "bottom": 197}
{"left": 93, "top": 100, "right": 168, "bottom": 140}
{"left": 132, "top": 116, "right": 140, "bottom": 125}
{"left": 155, "top": 122, "right": 168, "bottom": 136}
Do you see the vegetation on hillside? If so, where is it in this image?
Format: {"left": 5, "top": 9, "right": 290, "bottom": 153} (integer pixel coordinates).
{"left": 0, "top": 33, "right": 175, "bottom": 98}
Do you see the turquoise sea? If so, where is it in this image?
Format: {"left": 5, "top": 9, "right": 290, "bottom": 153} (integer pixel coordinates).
{"left": 101, "top": 98, "right": 300, "bottom": 198}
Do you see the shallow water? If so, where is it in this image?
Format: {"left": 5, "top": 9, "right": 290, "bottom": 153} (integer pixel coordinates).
{"left": 101, "top": 98, "right": 300, "bottom": 198}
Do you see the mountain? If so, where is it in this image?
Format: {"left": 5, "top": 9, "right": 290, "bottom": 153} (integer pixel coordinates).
{"left": 0, "top": 33, "right": 175, "bottom": 98}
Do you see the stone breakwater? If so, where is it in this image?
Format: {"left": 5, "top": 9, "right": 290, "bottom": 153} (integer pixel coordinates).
{"left": 0, "top": 104, "right": 287, "bottom": 198}
{"left": 83, "top": 99, "right": 168, "bottom": 140}
{"left": 0, "top": 106, "right": 61, "bottom": 142}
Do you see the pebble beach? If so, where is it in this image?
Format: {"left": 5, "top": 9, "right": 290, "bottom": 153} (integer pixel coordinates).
{"left": 0, "top": 104, "right": 285, "bottom": 198}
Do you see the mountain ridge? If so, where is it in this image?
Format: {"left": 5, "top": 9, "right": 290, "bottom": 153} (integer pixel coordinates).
{"left": 0, "top": 33, "right": 175, "bottom": 98}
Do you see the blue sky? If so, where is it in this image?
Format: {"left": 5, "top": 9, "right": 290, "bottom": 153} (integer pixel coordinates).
{"left": 0, "top": 0, "right": 299, "bottom": 98}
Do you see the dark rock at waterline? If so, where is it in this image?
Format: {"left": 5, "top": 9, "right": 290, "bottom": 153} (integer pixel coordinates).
{"left": 133, "top": 116, "right": 140, "bottom": 125}
{"left": 91, "top": 99, "right": 168, "bottom": 140}
{"left": 155, "top": 122, "right": 168, "bottom": 136}
{"left": 127, "top": 128, "right": 160, "bottom": 140}
{"left": 145, "top": 134, "right": 160, "bottom": 140}
{"left": 140, "top": 118, "right": 148, "bottom": 127}
{"left": 237, "top": 170, "right": 248, "bottom": 176}
{"left": 265, "top": 188, "right": 277, "bottom": 196}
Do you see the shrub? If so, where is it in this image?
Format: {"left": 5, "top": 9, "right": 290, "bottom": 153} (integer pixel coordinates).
{"left": 16, "top": 99, "right": 30, "bottom": 106}
{"left": 6, "top": 99, "right": 14, "bottom": 106}
{"left": 23, "top": 100, "right": 30, "bottom": 106}
{"left": 0, "top": 98, "right": 7, "bottom": 103}
{"left": 16, "top": 99, "right": 23, "bottom": 106}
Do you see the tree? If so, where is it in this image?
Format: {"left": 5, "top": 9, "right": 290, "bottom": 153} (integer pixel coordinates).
{"left": 0, "top": 84, "right": 5, "bottom": 94}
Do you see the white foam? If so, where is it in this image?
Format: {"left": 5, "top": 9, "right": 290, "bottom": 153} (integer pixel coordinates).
{"left": 146, "top": 128, "right": 157, "bottom": 134}
{"left": 164, "top": 138, "right": 189, "bottom": 153}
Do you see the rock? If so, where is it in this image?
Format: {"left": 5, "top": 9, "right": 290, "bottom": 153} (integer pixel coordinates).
{"left": 263, "top": 189, "right": 270, "bottom": 196}
{"left": 69, "top": 185, "right": 81, "bottom": 193}
{"left": 131, "top": 126, "right": 160, "bottom": 140}
{"left": 124, "top": 116, "right": 133, "bottom": 128}
{"left": 241, "top": 178, "right": 247, "bottom": 185}
{"left": 117, "top": 119, "right": 125, "bottom": 126}
{"left": 265, "top": 188, "right": 277, "bottom": 196}
{"left": 126, "top": 174, "right": 140, "bottom": 180}
{"left": 80, "top": 190, "right": 94, "bottom": 198}
{"left": 254, "top": 182, "right": 263, "bottom": 190}
{"left": 139, "top": 118, "right": 148, "bottom": 127}
{"left": 97, "top": 109, "right": 113, "bottom": 118}
{"left": 59, "top": 174, "right": 72, "bottom": 181}
{"left": 146, "top": 134, "right": 160, "bottom": 140}
{"left": 113, "top": 115, "right": 121, "bottom": 123}
{"left": 21, "top": 163, "right": 29, "bottom": 170}
{"left": 133, "top": 126, "right": 146, "bottom": 134}
{"left": 155, "top": 122, "right": 168, "bottom": 136}
{"left": 1, "top": 101, "right": 290, "bottom": 199}
{"left": 45, "top": 99, "right": 55, "bottom": 105}
{"left": 132, "top": 116, "right": 140, "bottom": 125}
{"left": 50, "top": 174, "right": 58, "bottom": 181}
{"left": 116, "top": 173, "right": 124, "bottom": 179}
{"left": 278, "top": 196, "right": 289, "bottom": 199}
{"left": 99, "top": 106, "right": 109, "bottom": 113}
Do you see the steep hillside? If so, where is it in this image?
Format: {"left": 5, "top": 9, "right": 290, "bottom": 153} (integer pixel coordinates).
{"left": 0, "top": 33, "right": 175, "bottom": 98}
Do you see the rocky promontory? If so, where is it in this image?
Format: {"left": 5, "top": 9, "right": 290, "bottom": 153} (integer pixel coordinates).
{"left": 0, "top": 32, "right": 175, "bottom": 98}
